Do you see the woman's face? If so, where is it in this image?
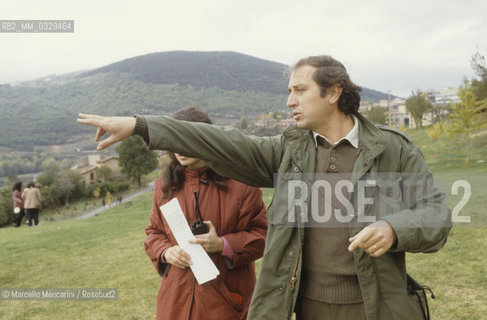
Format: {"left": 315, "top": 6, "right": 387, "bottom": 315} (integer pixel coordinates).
{"left": 174, "top": 153, "right": 206, "bottom": 169}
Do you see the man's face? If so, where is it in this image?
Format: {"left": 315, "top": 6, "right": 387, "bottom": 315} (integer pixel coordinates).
{"left": 287, "top": 65, "right": 338, "bottom": 132}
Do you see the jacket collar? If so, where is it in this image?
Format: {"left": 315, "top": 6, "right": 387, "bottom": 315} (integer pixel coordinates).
{"left": 354, "top": 112, "right": 388, "bottom": 162}
{"left": 283, "top": 125, "right": 316, "bottom": 172}
{"left": 183, "top": 166, "right": 208, "bottom": 179}
{"left": 312, "top": 115, "right": 359, "bottom": 149}
{"left": 283, "top": 112, "right": 388, "bottom": 172}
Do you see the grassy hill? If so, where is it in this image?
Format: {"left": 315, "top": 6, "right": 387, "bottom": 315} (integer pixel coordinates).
{"left": 0, "top": 51, "right": 395, "bottom": 150}
{"left": 0, "top": 192, "right": 158, "bottom": 319}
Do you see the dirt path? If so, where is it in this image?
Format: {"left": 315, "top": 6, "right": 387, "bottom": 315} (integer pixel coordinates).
{"left": 76, "top": 182, "right": 154, "bottom": 219}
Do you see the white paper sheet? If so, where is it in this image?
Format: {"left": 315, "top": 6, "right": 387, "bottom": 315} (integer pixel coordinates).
{"left": 160, "top": 198, "right": 220, "bottom": 284}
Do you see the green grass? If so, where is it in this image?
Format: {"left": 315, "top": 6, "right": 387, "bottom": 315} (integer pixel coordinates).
{"left": 0, "top": 192, "right": 159, "bottom": 320}
{"left": 403, "top": 127, "right": 487, "bottom": 173}
{"left": 407, "top": 228, "right": 487, "bottom": 319}
{"left": 402, "top": 128, "right": 487, "bottom": 319}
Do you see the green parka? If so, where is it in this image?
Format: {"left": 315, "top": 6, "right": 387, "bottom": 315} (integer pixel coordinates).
{"left": 142, "top": 112, "right": 451, "bottom": 320}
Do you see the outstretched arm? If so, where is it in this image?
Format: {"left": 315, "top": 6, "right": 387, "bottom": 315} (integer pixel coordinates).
{"left": 78, "top": 113, "right": 284, "bottom": 187}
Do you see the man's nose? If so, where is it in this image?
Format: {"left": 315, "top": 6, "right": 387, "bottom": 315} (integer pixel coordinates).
{"left": 287, "top": 94, "right": 297, "bottom": 108}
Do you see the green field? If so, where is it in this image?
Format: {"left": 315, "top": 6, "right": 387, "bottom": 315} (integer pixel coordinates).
{"left": 1, "top": 128, "right": 486, "bottom": 319}
{"left": 0, "top": 192, "right": 158, "bottom": 319}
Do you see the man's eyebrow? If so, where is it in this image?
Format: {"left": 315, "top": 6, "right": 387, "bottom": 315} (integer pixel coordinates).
{"left": 288, "top": 84, "right": 306, "bottom": 90}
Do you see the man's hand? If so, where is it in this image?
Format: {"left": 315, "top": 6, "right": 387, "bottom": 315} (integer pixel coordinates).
{"left": 188, "top": 221, "right": 224, "bottom": 253}
{"left": 163, "top": 246, "right": 192, "bottom": 269}
{"left": 77, "top": 113, "right": 136, "bottom": 150}
{"left": 348, "top": 220, "right": 396, "bottom": 258}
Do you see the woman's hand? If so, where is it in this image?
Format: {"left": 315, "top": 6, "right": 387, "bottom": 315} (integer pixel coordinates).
{"left": 163, "top": 246, "right": 192, "bottom": 269}
{"left": 188, "top": 221, "right": 224, "bottom": 253}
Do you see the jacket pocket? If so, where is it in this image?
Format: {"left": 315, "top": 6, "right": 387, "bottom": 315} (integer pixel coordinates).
{"left": 364, "top": 177, "right": 404, "bottom": 220}
{"left": 207, "top": 280, "right": 244, "bottom": 316}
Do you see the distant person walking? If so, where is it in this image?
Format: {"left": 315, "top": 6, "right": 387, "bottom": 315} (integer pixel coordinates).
{"left": 22, "top": 181, "right": 41, "bottom": 226}
{"left": 11, "top": 182, "right": 25, "bottom": 227}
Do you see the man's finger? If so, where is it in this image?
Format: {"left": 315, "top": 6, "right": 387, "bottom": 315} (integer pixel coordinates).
{"left": 97, "top": 136, "right": 116, "bottom": 151}
{"left": 360, "top": 235, "right": 381, "bottom": 250}
{"left": 348, "top": 229, "right": 373, "bottom": 252}
{"left": 95, "top": 127, "right": 106, "bottom": 142}
{"left": 78, "top": 113, "right": 102, "bottom": 120}
{"left": 77, "top": 114, "right": 101, "bottom": 127}
{"left": 369, "top": 246, "right": 386, "bottom": 258}
{"left": 365, "top": 243, "right": 380, "bottom": 254}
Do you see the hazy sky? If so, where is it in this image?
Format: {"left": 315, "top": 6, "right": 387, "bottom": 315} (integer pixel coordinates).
{"left": 1, "top": 0, "right": 486, "bottom": 97}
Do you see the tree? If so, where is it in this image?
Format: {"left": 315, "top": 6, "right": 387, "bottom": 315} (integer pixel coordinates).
{"left": 0, "top": 184, "right": 14, "bottom": 226}
{"left": 240, "top": 116, "right": 248, "bottom": 130}
{"left": 96, "top": 165, "right": 112, "bottom": 182}
{"left": 365, "top": 106, "right": 387, "bottom": 125}
{"left": 405, "top": 91, "right": 431, "bottom": 128}
{"left": 446, "top": 83, "right": 486, "bottom": 167}
{"left": 36, "top": 166, "right": 85, "bottom": 207}
{"left": 116, "top": 136, "right": 158, "bottom": 186}
{"left": 470, "top": 51, "right": 487, "bottom": 105}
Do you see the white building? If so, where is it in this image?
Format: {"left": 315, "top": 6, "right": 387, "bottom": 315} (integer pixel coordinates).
{"left": 434, "top": 87, "right": 461, "bottom": 105}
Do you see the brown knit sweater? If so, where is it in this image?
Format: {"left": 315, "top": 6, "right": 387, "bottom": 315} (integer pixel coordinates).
{"left": 300, "top": 136, "right": 362, "bottom": 304}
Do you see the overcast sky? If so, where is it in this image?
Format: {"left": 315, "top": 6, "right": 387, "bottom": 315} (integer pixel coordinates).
{"left": 1, "top": 0, "right": 486, "bottom": 97}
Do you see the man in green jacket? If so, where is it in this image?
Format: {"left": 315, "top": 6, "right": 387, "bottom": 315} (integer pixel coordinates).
{"left": 78, "top": 55, "right": 451, "bottom": 319}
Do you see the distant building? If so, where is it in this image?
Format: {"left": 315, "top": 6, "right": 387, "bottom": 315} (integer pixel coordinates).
{"left": 376, "top": 88, "right": 458, "bottom": 128}
{"left": 277, "top": 118, "right": 297, "bottom": 132}
{"left": 71, "top": 155, "right": 120, "bottom": 184}
{"left": 434, "top": 87, "right": 461, "bottom": 105}
{"left": 254, "top": 117, "right": 277, "bottom": 129}
{"left": 366, "top": 97, "right": 411, "bottom": 128}
{"left": 388, "top": 102, "right": 411, "bottom": 128}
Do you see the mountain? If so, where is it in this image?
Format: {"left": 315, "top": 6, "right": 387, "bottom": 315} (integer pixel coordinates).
{"left": 84, "top": 51, "right": 288, "bottom": 95}
{"left": 0, "top": 51, "right": 395, "bottom": 150}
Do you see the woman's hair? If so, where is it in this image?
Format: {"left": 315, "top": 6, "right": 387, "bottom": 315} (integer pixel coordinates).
{"left": 161, "top": 106, "right": 227, "bottom": 198}
{"left": 12, "top": 181, "right": 22, "bottom": 192}
{"left": 291, "top": 55, "right": 362, "bottom": 115}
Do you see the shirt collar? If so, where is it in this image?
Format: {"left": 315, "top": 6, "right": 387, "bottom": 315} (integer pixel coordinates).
{"left": 312, "top": 115, "right": 359, "bottom": 149}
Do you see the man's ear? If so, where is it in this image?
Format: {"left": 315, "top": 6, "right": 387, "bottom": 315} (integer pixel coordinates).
{"left": 329, "top": 84, "right": 343, "bottom": 104}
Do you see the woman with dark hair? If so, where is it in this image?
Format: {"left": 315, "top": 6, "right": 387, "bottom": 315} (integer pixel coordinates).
{"left": 11, "top": 182, "right": 25, "bottom": 227}
{"left": 144, "top": 107, "right": 268, "bottom": 320}
{"left": 22, "top": 181, "right": 42, "bottom": 226}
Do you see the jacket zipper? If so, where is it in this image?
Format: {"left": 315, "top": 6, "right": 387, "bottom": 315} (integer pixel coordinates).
{"left": 187, "top": 278, "right": 196, "bottom": 320}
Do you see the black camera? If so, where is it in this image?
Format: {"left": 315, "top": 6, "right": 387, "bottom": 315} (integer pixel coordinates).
{"left": 190, "top": 191, "right": 208, "bottom": 235}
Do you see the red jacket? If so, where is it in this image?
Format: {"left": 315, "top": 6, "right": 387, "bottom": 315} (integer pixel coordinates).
{"left": 145, "top": 167, "right": 267, "bottom": 320}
